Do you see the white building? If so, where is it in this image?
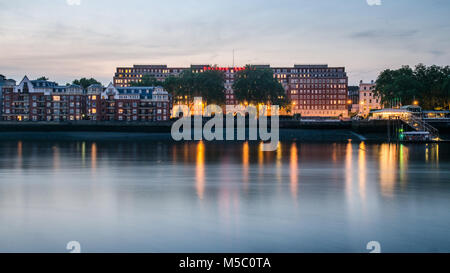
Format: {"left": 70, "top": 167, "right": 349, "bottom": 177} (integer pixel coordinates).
{"left": 358, "top": 80, "right": 382, "bottom": 117}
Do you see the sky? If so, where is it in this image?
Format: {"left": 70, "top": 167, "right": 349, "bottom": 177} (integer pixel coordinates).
{"left": 0, "top": 0, "right": 449, "bottom": 85}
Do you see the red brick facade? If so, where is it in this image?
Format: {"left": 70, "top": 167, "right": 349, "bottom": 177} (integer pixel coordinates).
{"left": 113, "top": 64, "right": 348, "bottom": 117}
{"left": 1, "top": 77, "right": 171, "bottom": 122}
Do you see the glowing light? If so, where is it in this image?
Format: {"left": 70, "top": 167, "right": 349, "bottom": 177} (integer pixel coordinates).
{"left": 290, "top": 143, "right": 298, "bottom": 199}
{"left": 242, "top": 142, "right": 249, "bottom": 190}
{"left": 196, "top": 141, "right": 205, "bottom": 199}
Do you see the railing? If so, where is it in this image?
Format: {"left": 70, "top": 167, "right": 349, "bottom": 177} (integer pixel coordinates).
{"left": 400, "top": 114, "right": 439, "bottom": 138}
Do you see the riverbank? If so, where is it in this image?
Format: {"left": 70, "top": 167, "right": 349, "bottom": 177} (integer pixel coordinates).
{"left": 0, "top": 120, "right": 448, "bottom": 142}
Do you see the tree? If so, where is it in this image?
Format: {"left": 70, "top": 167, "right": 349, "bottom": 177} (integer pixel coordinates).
{"left": 163, "top": 69, "right": 225, "bottom": 106}
{"left": 375, "top": 64, "right": 450, "bottom": 110}
{"left": 162, "top": 75, "right": 181, "bottom": 95}
{"left": 232, "top": 65, "right": 290, "bottom": 109}
{"left": 72, "top": 78, "right": 101, "bottom": 89}
{"left": 130, "top": 75, "right": 163, "bottom": 87}
{"left": 196, "top": 70, "right": 226, "bottom": 105}
{"left": 36, "top": 76, "right": 49, "bottom": 81}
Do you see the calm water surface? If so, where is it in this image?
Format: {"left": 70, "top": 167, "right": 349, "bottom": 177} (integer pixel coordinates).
{"left": 0, "top": 140, "right": 449, "bottom": 252}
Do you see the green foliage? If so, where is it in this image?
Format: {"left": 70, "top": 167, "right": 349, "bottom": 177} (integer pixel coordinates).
{"left": 232, "top": 65, "right": 290, "bottom": 108}
{"left": 36, "top": 76, "right": 49, "bottom": 81}
{"left": 375, "top": 64, "right": 450, "bottom": 110}
{"left": 130, "top": 75, "right": 164, "bottom": 87}
{"left": 72, "top": 78, "right": 101, "bottom": 89}
{"left": 196, "top": 70, "right": 226, "bottom": 105}
{"left": 162, "top": 69, "right": 225, "bottom": 105}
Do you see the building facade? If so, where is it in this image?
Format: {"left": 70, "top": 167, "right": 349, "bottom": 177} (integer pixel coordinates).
{"left": 0, "top": 74, "right": 16, "bottom": 117}
{"left": 96, "top": 83, "right": 171, "bottom": 121}
{"left": 2, "top": 76, "right": 85, "bottom": 121}
{"left": 348, "top": 85, "right": 359, "bottom": 113}
{"left": 358, "top": 80, "right": 382, "bottom": 117}
{"left": 1, "top": 76, "right": 171, "bottom": 122}
{"left": 113, "top": 64, "right": 349, "bottom": 117}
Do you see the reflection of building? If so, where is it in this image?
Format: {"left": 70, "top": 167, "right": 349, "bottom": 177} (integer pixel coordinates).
{"left": 114, "top": 64, "right": 349, "bottom": 118}
{"left": 358, "top": 80, "right": 382, "bottom": 117}
{"left": 1, "top": 76, "right": 171, "bottom": 122}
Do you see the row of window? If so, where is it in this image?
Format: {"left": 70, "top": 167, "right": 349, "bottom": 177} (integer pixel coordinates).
{"left": 290, "top": 89, "right": 347, "bottom": 94}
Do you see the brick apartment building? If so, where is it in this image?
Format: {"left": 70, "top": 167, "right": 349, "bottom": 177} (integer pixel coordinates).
{"left": 87, "top": 83, "right": 171, "bottom": 121}
{"left": 0, "top": 74, "right": 16, "bottom": 116}
{"left": 1, "top": 76, "right": 171, "bottom": 122}
{"left": 113, "top": 64, "right": 349, "bottom": 118}
{"left": 2, "top": 76, "right": 85, "bottom": 121}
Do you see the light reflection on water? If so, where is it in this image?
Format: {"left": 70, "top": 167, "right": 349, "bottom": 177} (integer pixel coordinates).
{"left": 0, "top": 140, "right": 449, "bottom": 253}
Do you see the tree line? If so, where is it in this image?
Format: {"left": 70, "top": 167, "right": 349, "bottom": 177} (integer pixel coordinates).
{"left": 131, "top": 65, "right": 290, "bottom": 109}
{"left": 375, "top": 64, "right": 450, "bottom": 110}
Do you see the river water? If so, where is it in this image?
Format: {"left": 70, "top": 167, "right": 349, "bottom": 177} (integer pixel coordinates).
{"left": 0, "top": 140, "right": 449, "bottom": 252}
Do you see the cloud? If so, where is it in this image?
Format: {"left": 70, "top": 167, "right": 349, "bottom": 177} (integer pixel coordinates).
{"left": 66, "top": 0, "right": 81, "bottom": 6}
{"left": 366, "top": 0, "right": 382, "bottom": 6}
{"left": 350, "top": 29, "right": 418, "bottom": 39}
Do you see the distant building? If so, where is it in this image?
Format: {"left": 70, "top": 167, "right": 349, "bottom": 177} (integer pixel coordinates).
{"left": 95, "top": 83, "right": 171, "bottom": 121}
{"left": 0, "top": 74, "right": 16, "bottom": 117}
{"left": 2, "top": 76, "right": 85, "bottom": 121}
{"left": 358, "top": 80, "right": 382, "bottom": 117}
{"left": 2, "top": 76, "right": 171, "bottom": 122}
{"left": 86, "top": 84, "right": 104, "bottom": 121}
{"left": 113, "top": 64, "right": 349, "bottom": 118}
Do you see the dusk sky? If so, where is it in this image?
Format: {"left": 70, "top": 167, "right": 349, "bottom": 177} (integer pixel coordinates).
{"left": 0, "top": 0, "right": 449, "bottom": 85}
